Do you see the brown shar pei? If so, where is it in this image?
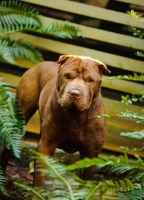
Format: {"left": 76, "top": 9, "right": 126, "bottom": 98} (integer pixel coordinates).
{"left": 2, "top": 55, "right": 111, "bottom": 186}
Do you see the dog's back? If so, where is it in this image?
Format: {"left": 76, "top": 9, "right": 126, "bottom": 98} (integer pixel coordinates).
{"left": 16, "top": 61, "right": 59, "bottom": 122}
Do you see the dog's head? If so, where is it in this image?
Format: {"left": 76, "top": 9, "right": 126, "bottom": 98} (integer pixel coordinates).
{"left": 56, "top": 55, "right": 111, "bottom": 111}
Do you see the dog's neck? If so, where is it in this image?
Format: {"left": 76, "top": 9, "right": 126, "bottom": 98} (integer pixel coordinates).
{"left": 51, "top": 90, "right": 103, "bottom": 126}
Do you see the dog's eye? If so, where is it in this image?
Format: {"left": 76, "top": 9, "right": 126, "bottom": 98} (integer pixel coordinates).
{"left": 87, "top": 77, "right": 94, "bottom": 83}
{"left": 65, "top": 73, "right": 71, "bottom": 79}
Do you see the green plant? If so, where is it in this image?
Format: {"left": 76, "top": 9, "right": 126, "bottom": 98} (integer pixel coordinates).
{"left": 116, "top": 10, "right": 144, "bottom": 153}
{"left": 0, "top": 79, "right": 25, "bottom": 158}
{"left": 0, "top": 167, "right": 7, "bottom": 195}
{"left": 0, "top": 0, "right": 82, "bottom": 65}
{"left": 0, "top": 79, "right": 25, "bottom": 194}
{"left": 103, "top": 10, "right": 144, "bottom": 154}
{"left": 87, "top": 10, "right": 144, "bottom": 200}
{"left": 14, "top": 148, "right": 144, "bottom": 200}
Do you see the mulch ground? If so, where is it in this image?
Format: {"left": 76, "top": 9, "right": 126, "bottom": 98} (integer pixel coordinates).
{"left": 0, "top": 148, "right": 80, "bottom": 200}
{"left": 0, "top": 162, "right": 33, "bottom": 200}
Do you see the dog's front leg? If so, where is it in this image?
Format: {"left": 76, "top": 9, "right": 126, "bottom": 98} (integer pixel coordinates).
{"left": 79, "top": 149, "right": 100, "bottom": 180}
{"left": 34, "top": 134, "right": 58, "bottom": 187}
{"left": 79, "top": 165, "right": 96, "bottom": 180}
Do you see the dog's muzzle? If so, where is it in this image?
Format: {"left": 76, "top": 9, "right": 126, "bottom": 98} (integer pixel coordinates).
{"left": 68, "top": 89, "right": 81, "bottom": 100}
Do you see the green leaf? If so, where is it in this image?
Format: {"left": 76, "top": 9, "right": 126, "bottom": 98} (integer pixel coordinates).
{"left": 0, "top": 167, "right": 7, "bottom": 195}
{"left": 0, "top": 80, "right": 26, "bottom": 158}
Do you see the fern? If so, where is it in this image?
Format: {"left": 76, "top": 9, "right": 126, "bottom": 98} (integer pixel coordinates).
{"left": 120, "top": 189, "right": 144, "bottom": 200}
{"left": 67, "top": 154, "right": 144, "bottom": 186}
{"left": 109, "top": 73, "right": 144, "bottom": 81}
{"left": 121, "top": 92, "right": 144, "bottom": 105}
{"left": 129, "top": 10, "right": 144, "bottom": 24}
{"left": 119, "top": 129, "right": 144, "bottom": 152}
{"left": 0, "top": 37, "right": 43, "bottom": 64}
{"left": 0, "top": 0, "right": 42, "bottom": 35}
{"left": 0, "top": 80, "right": 25, "bottom": 158}
{"left": 14, "top": 148, "right": 144, "bottom": 200}
{"left": 39, "top": 21, "right": 83, "bottom": 39}
{"left": 120, "top": 129, "right": 144, "bottom": 140}
{"left": 0, "top": 167, "right": 7, "bottom": 195}
{"left": 0, "top": 44, "right": 16, "bottom": 64}
{"left": 90, "top": 110, "right": 144, "bottom": 124}
{"left": 0, "top": 0, "right": 82, "bottom": 64}
{"left": 0, "top": 1, "right": 82, "bottom": 39}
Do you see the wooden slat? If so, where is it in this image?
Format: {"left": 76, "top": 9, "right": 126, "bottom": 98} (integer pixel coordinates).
{"left": 11, "top": 32, "right": 144, "bottom": 74}
{"left": 102, "top": 76, "right": 143, "bottom": 94}
{"left": 42, "top": 17, "right": 144, "bottom": 51}
{"left": 0, "top": 72, "right": 20, "bottom": 87}
{"left": 114, "top": 0, "right": 144, "bottom": 6}
{"left": 21, "top": 0, "right": 144, "bottom": 29}
{"left": 104, "top": 124, "right": 144, "bottom": 158}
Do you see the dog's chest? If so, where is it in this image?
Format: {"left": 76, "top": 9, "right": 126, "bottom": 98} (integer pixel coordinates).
{"left": 58, "top": 124, "right": 85, "bottom": 153}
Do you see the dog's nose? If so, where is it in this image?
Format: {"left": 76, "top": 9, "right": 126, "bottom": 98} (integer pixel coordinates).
{"left": 69, "top": 89, "right": 81, "bottom": 99}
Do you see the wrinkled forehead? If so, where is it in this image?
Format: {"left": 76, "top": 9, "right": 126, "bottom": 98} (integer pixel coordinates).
{"left": 59, "top": 56, "right": 99, "bottom": 74}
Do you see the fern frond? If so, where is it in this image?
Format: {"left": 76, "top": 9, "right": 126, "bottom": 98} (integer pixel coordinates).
{"left": 129, "top": 10, "right": 144, "bottom": 24}
{"left": 0, "top": 80, "right": 25, "bottom": 158}
{"left": 120, "top": 129, "right": 144, "bottom": 140}
{"left": 109, "top": 73, "right": 144, "bottom": 81}
{"left": 92, "top": 110, "right": 144, "bottom": 124}
{"left": 121, "top": 92, "right": 144, "bottom": 105}
{"left": 0, "top": 0, "right": 42, "bottom": 35}
{"left": 0, "top": 167, "right": 7, "bottom": 195}
{"left": 10, "top": 38, "right": 44, "bottom": 63}
{"left": 15, "top": 148, "right": 143, "bottom": 200}
{"left": 40, "top": 21, "right": 83, "bottom": 39}
{"left": 120, "top": 146, "right": 144, "bottom": 154}
{"left": 129, "top": 26, "right": 144, "bottom": 38}
{"left": 120, "top": 189, "right": 144, "bottom": 200}
{"left": 14, "top": 182, "right": 45, "bottom": 200}
{"left": 0, "top": 37, "right": 43, "bottom": 64}
{"left": 0, "top": 1, "right": 82, "bottom": 39}
{"left": 67, "top": 155, "right": 144, "bottom": 185}
{"left": 0, "top": 43, "right": 16, "bottom": 64}
{"left": 136, "top": 51, "right": 144, "bottom": 57}
{"left": 29, "top": 149, "right": 90, "bottom": 200}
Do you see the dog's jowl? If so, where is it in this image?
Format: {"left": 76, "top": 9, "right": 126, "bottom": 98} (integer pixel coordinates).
{"left": 1, "top": 55, "right": 111, "bottom": 186}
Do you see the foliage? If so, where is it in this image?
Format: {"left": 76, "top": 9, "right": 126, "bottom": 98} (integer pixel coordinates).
{"left": 110, "top": 10, "right": 144, "bottom": 105}
{"left": 0, "top": 37, "right": 44, "bottom": 64}
{"left": 0, "top": 0, "right": 82, "bottom": 65}
{"left": 129, "top": 10, "right": 144, "bottom": 25}
{"left": 120, "top": 129, "right": 144, "bottom": 140}
{"left": 119, "top": 129, "right": 144, "bottom": 152}
{"left": 120, "top": 189, "right": 144, "bottom": 200}
{"left": 109, "top": 74, "right": 144, "bottom": 105}
{"left": 91, "top": 110, "right": 144, "bottom": 124}
{"left": 109, "top": 73, "right": 144, "bottom": 82}
{"left": 0, "top": 167, "right": 7, "bottom": 195}
{"left": 106, "top": 9, "right": 144, "bottom": 154}
{"left": 130, "top": 9, "right": 144, "bottom": 57}
{"left": 121, "top": 92, "right": 144, "bottom": 105}
{"left": 0, "top": 79, "right": 25, "bottom": 158}
{"left": 128, "top": 10, "right": 144, "bottom": 57}
{"left": 0, "top": 79, "right": 25, "bottom": 194}
{"left": 118, "top": 10, "right": 144, "bottom": 153}
{"left": 14, "top": 148, "right": 144, "bottom": 200}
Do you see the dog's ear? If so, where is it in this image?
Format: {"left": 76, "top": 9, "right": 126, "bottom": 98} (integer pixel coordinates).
{"left": 95, "top": 61, "right": 111, "bottom": 76}
{"left": 99, "top": 64, "right": 111, "bottom": 75}
{"left": 57, "top": 55, "right": 70, "bottom": 64}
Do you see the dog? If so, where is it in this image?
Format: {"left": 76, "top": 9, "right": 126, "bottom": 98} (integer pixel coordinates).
{"left": 1, "top": 55, "right": 111, "bottom": 186}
